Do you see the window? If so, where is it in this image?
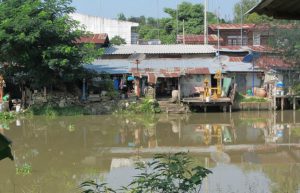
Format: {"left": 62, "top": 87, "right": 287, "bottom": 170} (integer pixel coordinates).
{"left": 227, "top": 36, "right": 248, "bottom": 46}
{"left": 253, "top": 32, "right": 261, "bottom": 46}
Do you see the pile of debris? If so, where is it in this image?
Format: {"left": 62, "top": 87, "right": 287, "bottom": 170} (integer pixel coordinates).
{"left": 31, "top": 92, "right": 80, "bottom": 107}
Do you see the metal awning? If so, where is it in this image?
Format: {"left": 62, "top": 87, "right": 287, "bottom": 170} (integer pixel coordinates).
{"left": 247, "top": 0, "right": 300, "bottom": 20}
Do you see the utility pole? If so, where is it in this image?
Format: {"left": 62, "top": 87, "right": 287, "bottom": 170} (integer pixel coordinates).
{"left": 183, "top": 20, "right": 185, "bottom": 44}
{"left": 204, "top": 0, "right": 208, "bottom": 45}
{"left": 240, "top": 2, "right": 243, "bottom": 46}
{"left": 176, "top": 2, "right": 179, "bottom": 43}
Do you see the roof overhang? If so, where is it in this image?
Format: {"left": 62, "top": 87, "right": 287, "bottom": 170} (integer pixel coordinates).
{"left": 247, "top": 0, "right": 300, "bottom": 20}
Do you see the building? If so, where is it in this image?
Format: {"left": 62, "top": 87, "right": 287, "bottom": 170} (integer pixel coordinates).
{"left": 207, "top": 23, "right": 279, "bottom": 47}
{"left": 77, "top": 33, "right": 110, "bottom": 47}
{"left": 176, "top": 34, "right": 223, "bottom": 45}
{"left": 70, "top": 13, "right": 139, "bottom": 45}
{"left": 85, "top": 45, "right": 265, "bottom": 98}
{"left": 247, "top": 0, "right": 300, "bottom": 20}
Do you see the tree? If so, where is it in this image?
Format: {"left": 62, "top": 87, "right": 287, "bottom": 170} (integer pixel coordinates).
{"left": 110, "top": 36, "right": 126, "bottom": 45}
{"left": 233, "top": 0, "right": 272, "bottom": 23}
{"left": 135, "top": 2, "right": 222, "bottom": 44}
{"left": 117, "top": 13, "right": 126, "bottom": 21}
{"left": 81, "top": 152, "right": 212, "bottom": 193}
{"left": 0, "top": 0, "right": 101, "bottom": 89}
{"left": 270, "top": 26, "right": 300, "bottom": 64}
{"left": 164, "top": 2, "right": 204, "bottom": 34}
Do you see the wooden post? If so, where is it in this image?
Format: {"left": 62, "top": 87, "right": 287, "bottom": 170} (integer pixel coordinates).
{"left": 178, "top": 77, "right": 181, "bottom": 102}
{"left": 223, "top": 105, "right": 227, "bottom": 113}
{"left": 281, "top": 97, "right": 284, "bottom": 111}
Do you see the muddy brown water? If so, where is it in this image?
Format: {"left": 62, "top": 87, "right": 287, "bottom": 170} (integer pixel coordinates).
{"left": 0, "top": 111, "right": 300, "bottom": 193}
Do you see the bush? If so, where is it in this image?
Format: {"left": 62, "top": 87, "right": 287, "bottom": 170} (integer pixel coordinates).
{"left": 80, "top": 152, "right": 212, "bottom": 193}
{"left": 292, "top": 83, "right": 300, "bottom": 95}
{"left": 235, "top": 92, "right": 268, "bottom": 103}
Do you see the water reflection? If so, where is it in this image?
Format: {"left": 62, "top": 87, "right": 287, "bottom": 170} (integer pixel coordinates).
{"left": 0, "top": 133, "right": 13, "bottom": 161}
{"left": 0, "top": 111, "right": 299, "bottom": 193}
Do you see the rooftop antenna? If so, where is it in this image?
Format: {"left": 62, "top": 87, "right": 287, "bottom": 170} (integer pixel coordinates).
{"left": 128, "top": 53, "right": 146, "bottom": 98}
{"left": 204, "top": 0, "right": 208, "bottom": 45}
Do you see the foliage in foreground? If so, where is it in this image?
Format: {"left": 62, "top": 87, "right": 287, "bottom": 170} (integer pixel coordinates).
{"left": 0, "top": 112, "right": 16, "bottom": 120}
{"left": 80, "top": 152, "right": 212, "bottom": 193}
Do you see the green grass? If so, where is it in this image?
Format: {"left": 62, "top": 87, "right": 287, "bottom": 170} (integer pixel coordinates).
{"left": 235, "top": 92, "right": 268, "bottom": 103}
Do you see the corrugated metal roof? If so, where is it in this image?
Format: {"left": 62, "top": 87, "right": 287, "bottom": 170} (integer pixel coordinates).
{"left": 247, "top": 0, "right": 300, "bottom": 20}
{"left": 77, "top": 33, "right": 109, "bottom": 44}
{"left": 256, "top": 56, "right": 292, "bottom": 70}
{"left": 209, "top": 24, "right": 255, "bottom": 31}
{"left": 177, "top": 34, "right": 223, "bottom": 44}
{"left": 215, "top": 45, "right": 272, "bottom": 53}
{"left": 216, "top": 46, "right": 250, "bottom": 53}
{"left": 229, "top": 57, "right": 244, "bottom": 62}
{"left": 85, "top": 57, "right": 262, "bottom": 76}
{"left": 104, "top": 45, "right": 216, "bottom": 55}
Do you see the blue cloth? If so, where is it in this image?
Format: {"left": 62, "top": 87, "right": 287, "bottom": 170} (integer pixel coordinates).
{"left": 127, "top": 76, "right": 134, "bottom": 81}
{"left": 113, "top": 79, "right": 119, "bottom": 90}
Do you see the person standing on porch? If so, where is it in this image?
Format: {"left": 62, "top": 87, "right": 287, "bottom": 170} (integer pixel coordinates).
{"left": 0, "top": 75, "right": 6, "bottom": 103}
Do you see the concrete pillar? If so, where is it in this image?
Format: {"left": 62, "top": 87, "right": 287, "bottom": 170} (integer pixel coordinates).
{"left": 82, "top": 78, "right": 86, "bottom": 101}
{"left": 293, "top": 96, "right": 296, "bottom": 110}
{"left": 281, "top": 97, "right": 284, "bottom": 111}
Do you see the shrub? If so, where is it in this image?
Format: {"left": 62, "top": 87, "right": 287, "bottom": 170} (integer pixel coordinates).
{"left": 80, "top": 152, "right": 212, "bottom": 193}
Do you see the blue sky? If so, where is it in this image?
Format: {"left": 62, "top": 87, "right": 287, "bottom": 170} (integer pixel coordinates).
{"left": 72, "top": 0, "right": 240, "bottom": 21}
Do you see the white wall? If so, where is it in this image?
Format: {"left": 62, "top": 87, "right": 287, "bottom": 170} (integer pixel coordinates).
{"left": 70, "top": 13, "right": 139, "bottom": 44}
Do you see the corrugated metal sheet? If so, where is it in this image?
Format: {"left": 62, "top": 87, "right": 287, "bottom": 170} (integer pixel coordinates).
{"left": 77, "top": 33, "right": 108, "bottom": 44}
{"left": 256, "top": 56, "right": 292, "bottom": 69}
{"left": 209, "top": 24, "right": 255, "bottom": 31}
{"left": 229, "top": 57, "right": 244, "bottom": 62}
{"left": 177, "top": 34, "right": 223, "bottom": 44}
{"left": 104, "top": 45, "right": 216, "bottom": 55}
{"left": 248, "top": 0, "right": 300, "bottom": 20}
{"left": 85, "top": 57, "right": 262, "bottom": 76}
{"left": 215, "top": 46, "right": 272, "bottom": 53}
{"left": 186, "top": 68, "right": 210, "bottom": 74}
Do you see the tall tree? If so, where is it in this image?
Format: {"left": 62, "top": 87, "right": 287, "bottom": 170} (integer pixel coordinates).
{"left": 0, "top": 0, "right": 101, "bottom": 89}
{"left": 117, "top": 13, "right": 126, "bottom": 21}
{"left": 136, "top": 1, "right": 221, "bottom": 44}
{"left": 110, "top": 36, "right": 126, "bottom": 45}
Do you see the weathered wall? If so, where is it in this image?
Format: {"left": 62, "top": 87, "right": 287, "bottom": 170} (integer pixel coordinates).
{"left": 180, "top": 75, "right": 211, "bottom": 97}
{"left": 230, "top": 73, "right": 263, "bottom": 94}
{"left": 70, "top": 13, "right": 139, "bottom": 44}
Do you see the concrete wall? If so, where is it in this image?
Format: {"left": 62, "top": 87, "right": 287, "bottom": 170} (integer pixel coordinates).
{"left": 232, "top": 73, "right": 263, "bottom": 94}
{"left": 70, "top": 13, "right": 139, "bottom": 44}
{"left": 180, "top": 75, "right": 211, "bottom": 97}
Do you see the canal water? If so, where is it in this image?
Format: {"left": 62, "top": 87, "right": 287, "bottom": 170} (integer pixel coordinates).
{"left": 0, "top": 111, "right": 300, "bottom": 193}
